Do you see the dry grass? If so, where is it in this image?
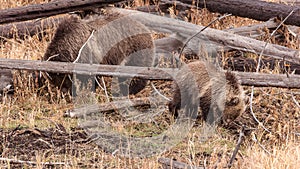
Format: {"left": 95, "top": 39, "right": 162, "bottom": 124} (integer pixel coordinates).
{"left": 0, "top": 0, "right": 299, "bottom": 168}
{"left": 241, "top": 141, "right": 300, "bottom": 169}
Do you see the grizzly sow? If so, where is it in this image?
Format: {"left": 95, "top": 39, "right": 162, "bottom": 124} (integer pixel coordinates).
{"left": 43, "top": 13, "right": 155, "bottom": 95}
{"left": 168, "top": 61, "right": 246, "bottom": 125}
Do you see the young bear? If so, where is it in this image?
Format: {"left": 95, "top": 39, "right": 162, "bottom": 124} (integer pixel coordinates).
{"left": 168, "top": 61, "right": 246, "bottom": 125}
{"left": 42, "top": 13, "right": 155, "bottom": 96}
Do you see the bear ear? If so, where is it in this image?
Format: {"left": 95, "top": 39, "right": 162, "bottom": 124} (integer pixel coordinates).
{"left": 225, "top": 71, "right": 240, "bottom": 89}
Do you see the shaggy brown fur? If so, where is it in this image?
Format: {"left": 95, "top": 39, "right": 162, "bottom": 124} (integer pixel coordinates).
{"left": 43, "top": 14, "right": 155, "bottom": 95}
{"left": 168, "top": 61, "right": 246, "bottom": 125}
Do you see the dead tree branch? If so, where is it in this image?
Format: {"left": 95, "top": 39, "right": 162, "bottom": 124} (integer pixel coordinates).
{"left": 227, "top": 126, "right": 245, "bottom": 168}
{"left": 109, "top": 8, "right": 300, "bottom": 65}
{"left": 0, "top": 0, "right": 124, "bottom": 24}
{"left": 236, "top": 71, "right": 300, "bottom": 88}
{"left": 178, "top": 0, "right": 300, "bottom": 26}
{"left": 66, "top": 97, "right": 163, "bottom": 118}
{"left": 0, "top": 58, "right": 176, "bottom": 80}
{"left": 0, "top": 17, "right": 64, "bottom": 39}
{"left": 1, "top": 58, "right": 300, "bottom": 89}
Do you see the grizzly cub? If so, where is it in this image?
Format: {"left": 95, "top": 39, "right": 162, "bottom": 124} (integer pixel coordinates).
{"left": 168, "top": 61, "right": 246, "bottom": 125}
{"left": 42, "top": 13, "right": 155, "bottom": 95}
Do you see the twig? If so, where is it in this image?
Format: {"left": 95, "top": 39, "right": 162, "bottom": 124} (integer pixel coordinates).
{"left": 251, "top": 133, "right": 273, "bottom": 156}
{"left": 0, "top": 157, "right": 67, "bottom": 166}
{"left": 178, "top": 13, "right": 232, "bottom": 66}
{"left": 150, "top": 82, "right": 171, "bottom": 101}
{"left": 34, "top": 138, "right": 53, "bottom": 148}
{"left": 256, "top": 9, "right": 295, "bottom": 72}
{"left": 45, "top": 54, "right": 59, "bottom": 62}
{"left": 74, "top": 30, "right": 95, "bottom": 63}
{"left": 249, "top": 9, "right": 295, "bottom": 133}
{"left": 290, "top": 92, "right": 300, "bottom": 109}
{"left": 227, "top": 126, "right": 245, "bottom": 168}
{"left": 249, "top": 89, "right": 271, "bottom": 133}
{"left": 100, "top": 77, "right": 110, "bottom": 102}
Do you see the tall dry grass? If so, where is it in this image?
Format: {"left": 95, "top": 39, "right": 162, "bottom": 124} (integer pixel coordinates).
{"left": 0, "top": 0, "right": 299, "bottom": 168}
{"left": 242, "top": 141, "right": 300, "bottom": 169}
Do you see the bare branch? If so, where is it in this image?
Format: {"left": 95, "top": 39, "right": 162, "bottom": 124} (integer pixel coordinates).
{"left": 65, "top": 97, "right": 165, "bottom": 118}
{"left": 227, "top": 126, "right": 245, "bottom": 168}
{"left": 109, "top": 8, "right": 300, "bottom": 65}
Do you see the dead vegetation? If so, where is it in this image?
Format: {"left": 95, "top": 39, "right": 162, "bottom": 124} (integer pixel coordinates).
{"left": 0, "top": 0, "right": 299, "bottom": 168}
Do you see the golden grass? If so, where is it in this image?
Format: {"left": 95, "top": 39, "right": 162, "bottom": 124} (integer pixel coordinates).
{"left": 0, "top": 0, "right": 50, "bottom": 9}
{"left": 242, "top": 141, "right": 300, "bottom": 169}
{"left": 0, "top": 0, "right": 299, "bottom": 168}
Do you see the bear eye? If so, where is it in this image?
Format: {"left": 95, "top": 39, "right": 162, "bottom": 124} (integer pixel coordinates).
{"left": 227, "top": 97, "right": 240, "bottom": 106}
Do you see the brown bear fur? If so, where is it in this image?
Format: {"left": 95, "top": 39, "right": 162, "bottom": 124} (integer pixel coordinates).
{"left": 43, "top": 13, "right": 155, "bottom": 95}
{"left": 168, "top": 61, "right": 246, "bottom": 125}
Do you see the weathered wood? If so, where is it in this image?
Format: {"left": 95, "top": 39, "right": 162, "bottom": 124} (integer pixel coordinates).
{"left": 236, "top": 71, "right": 300, "bottom": 88}
{"left": 226, "top": 18, "right": 278, "bottom": 38}
{"left": 110, "top": 8, "right": 300, "bottom": 65}
{"left": 158, "top": 157, "right": 204, "bottom": 169}
{"left": 0, "top": 58, "right": 176, "bottom": 80}
{"left": 178, "top": 0, "right": 300, "bottom": 26}
{"left": 227, "top": 17, "right": 300, "bottom": 40}
{"left": 0, "top": 17, "right": 64, "bottom": 39}
{"left": 0, "top": 0, "right": 123, "bottom": 24}
{"left": 1, "top": 58, "right": 300, "bottom": 89}
{"left": 67, "top": 97, "right": 164, "bottom": 118}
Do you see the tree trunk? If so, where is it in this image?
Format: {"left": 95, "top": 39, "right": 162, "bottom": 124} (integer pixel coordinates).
{"left": 0, "top": 17, "right": 64, "bottom": 39}
{"left": 236, "top": 71, "right": 300, "bottom": 88}
{"left": 110, "top": 8, "right": 300, "bottom": 65}
{"left": 0, "top": 58, "right": 176, "bottom": 80}
{"left": 0, "top": 0, "right": 123, "bottom": 24}
{"left": 1, "top": 58, "right": 300, "bottom": 89}
{"left": 178, "top": 0, "right": 300, "bottom": 26}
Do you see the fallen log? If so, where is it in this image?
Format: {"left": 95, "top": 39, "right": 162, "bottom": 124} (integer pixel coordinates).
{"left": 66, "top": 97, "right": 164, "bottom": 118}
{"left": 227, "top": 17, "right": 300, "bottom": 40}
{"left": 0, "top": 17, "right": 64, "bottom": 39}
{"left": 0, "top": 58, "right": 176, "bottom": 80}
{"left": 109, "top": 8, "right": 300, "bottom": 65}
{"left": 235, "top": 71, "right": 300, "bottom": 88}
{"left": 1, "top": 7, "right": 299, "bottom": 69}
{"left": 178, "top": 0, "right": 300, "bottom": 26}
{"left": 1, "top": 58, "right": 300, "bottom": 89}
{"left": 0, "top": 0, "right": 124, "bottom": 24}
